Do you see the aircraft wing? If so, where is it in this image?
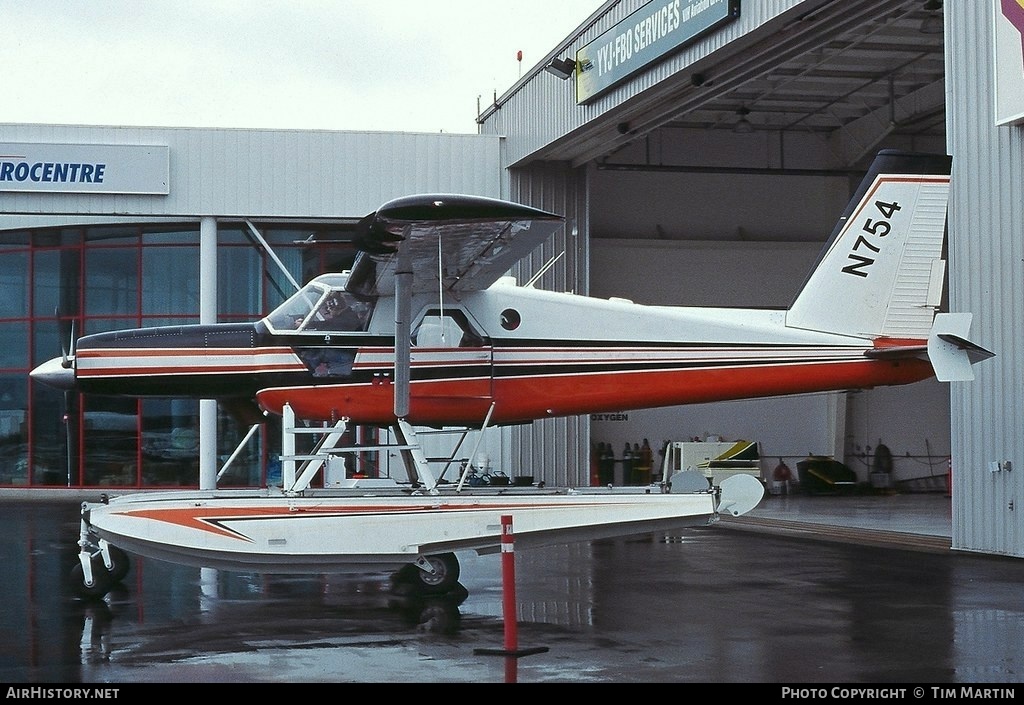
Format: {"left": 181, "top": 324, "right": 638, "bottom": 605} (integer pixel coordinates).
{"left": 344, "top": 194, "right": 564, "bottom": 297}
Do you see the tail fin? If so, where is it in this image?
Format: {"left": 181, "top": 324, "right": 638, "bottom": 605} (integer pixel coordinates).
{"left": 786, "top": 150, "right": 952, "bottom": 340}
{"left": 787, "top": 149, "right": 993, "bottom": 380}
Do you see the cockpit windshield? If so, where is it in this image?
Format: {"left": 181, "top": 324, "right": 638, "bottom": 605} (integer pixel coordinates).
{"left": 263, "top": 275, "right": 372, "bottom": 333}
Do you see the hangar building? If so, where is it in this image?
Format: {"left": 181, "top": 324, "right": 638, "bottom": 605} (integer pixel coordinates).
{"left": 1, "top": 0, "right": 1021, "bottom": 558}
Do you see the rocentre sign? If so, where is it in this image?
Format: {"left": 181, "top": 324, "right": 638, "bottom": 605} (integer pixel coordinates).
{"left": 0, "top": 143, "right": 169, "bottom": 194}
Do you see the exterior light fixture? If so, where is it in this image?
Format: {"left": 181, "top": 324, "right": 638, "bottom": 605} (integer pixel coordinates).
{"left": 734, "top": 107, "right": 754, "bottom": 134}
{"left": 544, "top": 56, "right": 577, "bottom": 80}
{"left": 920, "top": 0, "right": 942, "bottom": 34}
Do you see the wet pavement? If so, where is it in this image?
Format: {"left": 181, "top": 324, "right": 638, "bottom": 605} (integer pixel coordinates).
{"left": 1, "top": 494, "right": 1022, "bottom": 684}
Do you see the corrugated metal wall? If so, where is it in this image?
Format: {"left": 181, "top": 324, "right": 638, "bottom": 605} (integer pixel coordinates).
{"left": 499, "top": 162, "right": 591, "bottom": 485}
{"left": 0, "top": 124, "right": 502, "bottom": 217}
{"left": 946, "top": 3, "right": 1024, "bottom": 557}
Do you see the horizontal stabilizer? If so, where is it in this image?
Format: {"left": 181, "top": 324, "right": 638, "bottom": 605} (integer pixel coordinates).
{"left": 927, "top": 313, "right": 995, "bottom": 382}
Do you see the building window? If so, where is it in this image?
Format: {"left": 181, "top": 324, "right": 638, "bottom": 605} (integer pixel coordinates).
{"left": 2, "top": 221, "right": 358, "bottom": 489}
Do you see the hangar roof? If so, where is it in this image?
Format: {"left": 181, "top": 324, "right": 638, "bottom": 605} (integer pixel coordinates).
{"left": 490, "top": 0, "right": 946, "bottom": 171}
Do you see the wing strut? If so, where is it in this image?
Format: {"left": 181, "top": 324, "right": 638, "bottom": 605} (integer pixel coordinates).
{"left": 393, "top": 419, "right": 439, "bottom": 492}
{"left": 456, "top": 402, "right": 496, "bottom": 492}
{"left": 394, "top": 227, "right": 413, "bottom": 419}
{"left": 244, "top": 220, "right": 301, "bottom": 293}
{"left": 217, "top": 423, "right": 261, "bottom": 483}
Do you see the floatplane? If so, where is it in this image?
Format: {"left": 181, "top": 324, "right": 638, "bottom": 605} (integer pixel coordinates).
{"left": 32, "top": 150, "right": 992, "bottom": 599}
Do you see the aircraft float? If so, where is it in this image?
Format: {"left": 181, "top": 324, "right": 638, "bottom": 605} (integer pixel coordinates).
{"left": 31, "top": 149, "right": 992, "bottom": 599}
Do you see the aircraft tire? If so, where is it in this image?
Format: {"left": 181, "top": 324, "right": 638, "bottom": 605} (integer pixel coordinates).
{"left": 69, "top": 556, "right": 114, "bottom": 600}
{"left": 396, "top": 552, "right": 461, "bottom": 595}
{"left": 103, "top": 545, "right": 131, "bottom": 583}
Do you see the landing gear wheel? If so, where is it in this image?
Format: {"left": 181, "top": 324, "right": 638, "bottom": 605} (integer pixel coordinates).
{"left": 70, "top": 555, "right": 114, "bottom": 600}
{"left": 103, "top": 545, "right": 131, "bottom": 583}
{"left": 395, "top": 552, "right": 461, "bottom": 595}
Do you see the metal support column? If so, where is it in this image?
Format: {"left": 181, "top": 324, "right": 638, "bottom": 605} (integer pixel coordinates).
{"left": 199, "top": 216, "right": 218, "bottom": 490}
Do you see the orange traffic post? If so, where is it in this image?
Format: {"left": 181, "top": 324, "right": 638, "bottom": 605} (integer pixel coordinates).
{"left": 501, "top": 514, "right": 518, "bottom": 651}
{"left": 474, "top": 514, "right": 549, "bottom": 664}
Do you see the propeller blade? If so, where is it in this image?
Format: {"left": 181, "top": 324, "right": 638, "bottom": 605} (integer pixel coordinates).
{"left": 55, "top": 307, "right": 76, "bottom": 368}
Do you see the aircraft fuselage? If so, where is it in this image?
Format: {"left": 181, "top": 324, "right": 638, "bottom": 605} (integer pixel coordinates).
{"left": 57, "top": 277, "right": 933, "bottom": 427}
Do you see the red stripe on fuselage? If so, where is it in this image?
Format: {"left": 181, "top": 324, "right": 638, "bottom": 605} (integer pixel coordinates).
{"left": 256, "top": 357, "right": 934, "bottom": 425}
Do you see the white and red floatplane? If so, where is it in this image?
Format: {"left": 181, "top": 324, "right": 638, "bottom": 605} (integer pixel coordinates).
{"left": 32, "top": 150, "right": 990, "bottom": 598}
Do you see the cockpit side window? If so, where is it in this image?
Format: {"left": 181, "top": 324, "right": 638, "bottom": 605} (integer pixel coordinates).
{"left": 264, "top": 284, "right": 373, "bottom": 333}
{"left": 412, "top": 309, "right": 484, "bottom": 348}
{"left": 264, "top": 283, "right": 323, "bottom": 331}
{"left": 305, "top": 292, "right": 371, "bottom": 332}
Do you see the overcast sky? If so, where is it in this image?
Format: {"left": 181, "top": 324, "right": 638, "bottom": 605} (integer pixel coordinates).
{"left": 1, "top": 0, "right": 602, "bottom": 135}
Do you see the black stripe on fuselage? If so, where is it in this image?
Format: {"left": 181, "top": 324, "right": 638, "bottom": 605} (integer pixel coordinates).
{"left": 491, "top": 356, "right": 860, "bottom": 380}
{"left": 490, "top": 337, "right": 833, "bottom": 349}
{"left": 487, "top": 339, "right": 866, "bottom": 378}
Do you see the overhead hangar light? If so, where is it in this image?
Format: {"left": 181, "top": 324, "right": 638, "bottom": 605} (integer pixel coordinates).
{"left": 920, "top": 0, "right": 942, "bottom": 34}
{"left": 544, "top": 56, "right": 577, "bottom": 80}
{"left": 734, "top": 107, "right": 754, "bottom": 134}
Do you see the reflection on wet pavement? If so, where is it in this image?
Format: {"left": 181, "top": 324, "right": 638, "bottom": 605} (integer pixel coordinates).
{"left": 3, "top": 500, "right": 1023, "bottom": 683}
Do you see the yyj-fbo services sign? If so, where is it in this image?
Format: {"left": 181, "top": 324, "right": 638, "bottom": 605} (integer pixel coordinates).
{"left": 575, "top": 0, "right": 739, "bottom": 104}
{"left": 0, "top": 143, "right": 169, "bottom": 194}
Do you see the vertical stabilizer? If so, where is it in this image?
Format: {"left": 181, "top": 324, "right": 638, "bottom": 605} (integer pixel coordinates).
{"left": 786, "top": 151, "right": 953, "bottom": 339}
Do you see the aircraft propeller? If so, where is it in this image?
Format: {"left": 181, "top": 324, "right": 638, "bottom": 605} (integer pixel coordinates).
{"left": 57, "top": 306, "right": 76, "bottom": 369}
